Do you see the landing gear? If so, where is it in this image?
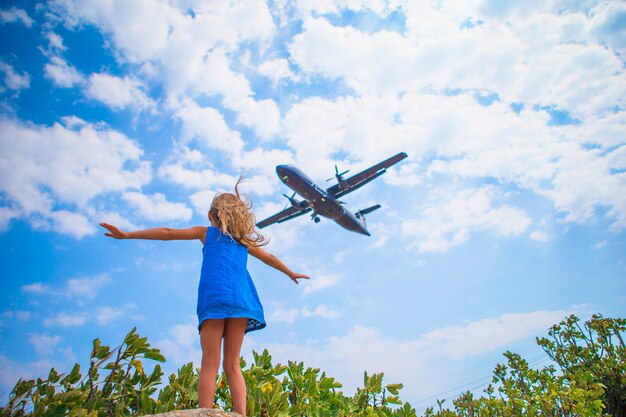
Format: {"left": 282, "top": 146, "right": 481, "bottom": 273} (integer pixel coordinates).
{"left": 313, "top": 216, "right": 321, "bottom": 223}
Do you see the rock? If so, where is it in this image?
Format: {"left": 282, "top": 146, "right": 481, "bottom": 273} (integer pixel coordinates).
{"left": 143, "top": 408, "right": 243, "bottom": 417}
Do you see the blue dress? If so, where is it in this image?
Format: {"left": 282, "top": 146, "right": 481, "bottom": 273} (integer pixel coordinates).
{"left": 197, "top": 227, "right": 266, "bottom": 333}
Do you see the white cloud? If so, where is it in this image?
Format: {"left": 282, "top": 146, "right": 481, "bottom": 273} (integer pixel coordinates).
{"left": 44, "top": 312, "right": 89, "bottom": 327}
{"left": 158, "top": 14, "right": 279, "bottom": 139}
{"left": 255, "top": 200, "right": 288, "bottom": 225}
{"left": 49, "top": 0, "right": 177, "bottom": 62}
{"left": 287, "top": 3, "right": 625, "bottom": 117}
{"left": 194, "top": 48, "right": 277, "bottom": 140}
{"left": 51, "top": 0, "right": 275, "bottom": 62}
{"left": 281, "top": 73, "right": 624, "bottom": 237}
{"left": 66, "top": 274, "right": 112, "bottom": 299}
{"left": 46, "top": 32, "right": 66, "bottom": 51}
{"left": 191, "top": 48, "right": 281, "bottom": 139}
{"left": 406, "top": 95, "right": 626, "bottom": 231}
{"left": 238, "top": 175, "right": 279, "bottom": 197}
{"left": 22, "top": 274, "right": 112, "bottom": 301}
{"left": 58, "top": 346, "right": 77, "bottom": 364}
{"left": 302, "top": 304, "right": 341, "bottom": 319}
{"left": 175, "top": 74, "right": 279, "bottom": 146}
{"left": 160, "top": 165, "right": 238, "bottom": 192}
{"left": 268, "top": 307, "right": 300, "bottom": 324}
{"left": 49, "top": 210, "right": 95, "bottom": 238}
{"left": 91, "top": 209, "right": 137, "bottom": 232}
{"left": 28, "top": 334, "right": 62, "bottom": 356}
{"left": 540, "top": 143, "right": 626, "bottom": 228}
{"left": 233, "top": 97, "right": 281, "bottom": 140}
{"left": 384, "top": 162, "right": 423, "bottom": 188}
{"left": 258, "top": 58, "right": 298, "bottom": 84}
{"left": 284, "top": 5, "right": 625, "bottom": 181}
{"left": 85, "top": 73, "right": 154, "bottom": 111}
{"left": 0, "top": 117, "right": 151, "bottom": 237}
{"left": 282, "top": 96, "right": 357, "bottom": 178}
{"left": 591, "top": 2, "right": 626, "bottom": 57}
{"left": 402, "top": 186, "right": 532, "bottom": 253}
{"left": 301, "top": 273, "right": 342, "bottom": 295}
{"left": 268, "top": 304, "right": 341, "bottom": 324}
{"left": 160, "top": 158, "right": 277, "bottom": 212}
{"left": 156, "top": 323, "right": 202, "bottom": 367}
{"left": 0, "top": 206, "right": 19, "bottom": 231}
{"left": 530, "top": 230, "right": 549, "bottom": 242}
{"left": 289, "top": 17, "right": 418, "bottom": 95}
{"left": 159, "top": 145, "right": 289, "bottom": 204}
{"left": 256, "top": 217, "right": 310, "bottom": 256}
{"left": 189, "top": 190, "right": 221, "bottom": 216}
{"left": 295, "top": 0, "right": 402, "bottom": 17}
{"left": 0, "top": 7, "right": 34, "bottom": 27}
{"left": 419, "top": 310, "right": 569, "bottom": 358}
{"left": 41, "top": 0, "right": 625, "bottom": 246}
{"left": 96, "top": 304, "right": 136, "bottom": 325}
{"left": 176, "top": 99, "right": 244, "bottom": 154}
{"left": 0, "top": 355, "right": 56, "bottom": 399}
{"left": 264, "top": 309, "right": 570, "bottom": 402}
{"left": 44, "top": 56, "right": 84, "bottom": 88}
{"left": 1, "top": 310, "right": 32, "bottom": 321}
{"left": 594, "top": 240, "right": 608, "bottom": 250}
{"left": 232, "top": 147, "right": 295, "bottom": 178}
{"left": 22, "top": 282, "right": 52, "bottom": 295}
{"left": 282, "top": 94, "right": 415, "bottom": 180}
{"left": 365, "top": 221, "right": 394, "bottom": 249}
{"left": 0, "top": 60, "right": 30, "bottom": 91}
{"left": 122, "top": 192, "right": 192, "bottom": 222}
{"left": 52, "top": 0, "right": 279, "bottom": 139}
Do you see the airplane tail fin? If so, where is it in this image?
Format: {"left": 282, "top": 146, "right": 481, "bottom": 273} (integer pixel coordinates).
{"left": 355, "top": 204, "right": 381, "bottom": 223}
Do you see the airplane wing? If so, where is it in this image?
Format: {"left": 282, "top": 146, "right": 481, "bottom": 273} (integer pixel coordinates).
{"left": 326, "top": 152, "right": 408, "bottom": 199}
{"left": 256, "top": 204, "right": 312, "bottom": 228}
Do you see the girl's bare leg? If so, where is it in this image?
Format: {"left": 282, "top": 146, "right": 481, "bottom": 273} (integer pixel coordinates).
{"left": 198, "top": 319, "right": 225, "bottom": 408}
{"left": 223, "top": 318, "right": 248, "bottom": 415}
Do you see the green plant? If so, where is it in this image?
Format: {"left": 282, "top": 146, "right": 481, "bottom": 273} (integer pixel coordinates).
{"left": 1, "top": 327, "right": 170, "bottom": 417}
{"left": 2, "top": 315, "right": 623, "bottom": 417}
{"left": 538, "top": 314, "right": 626, "bottom": 417}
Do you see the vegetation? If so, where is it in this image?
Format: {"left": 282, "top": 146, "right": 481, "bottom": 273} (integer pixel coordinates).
{"left": 1, "top": 314, "right": 623, "bottom": 417}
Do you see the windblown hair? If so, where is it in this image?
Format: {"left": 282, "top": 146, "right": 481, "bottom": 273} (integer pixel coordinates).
{"left": 209, "top": 177, "right": 268, "bottom": 248}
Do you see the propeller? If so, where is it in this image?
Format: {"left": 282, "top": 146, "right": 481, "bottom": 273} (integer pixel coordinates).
{"left": 282, "top": 192, "right": 297, "bottom": 210}
{"left": 326, "top": 165, "right": 350, "bottom": 182}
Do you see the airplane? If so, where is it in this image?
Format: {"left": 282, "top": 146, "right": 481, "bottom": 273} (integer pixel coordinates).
{"left": 256, "top": 152, "right": 408, "bottom": 236}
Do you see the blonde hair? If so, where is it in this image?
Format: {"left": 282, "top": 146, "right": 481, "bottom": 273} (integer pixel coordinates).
{"left": 209, "top": 177, "right": 268, "bottom": 248}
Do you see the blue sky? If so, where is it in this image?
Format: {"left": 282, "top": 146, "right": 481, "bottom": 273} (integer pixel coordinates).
{"left": 0, "top": 0, "right": 625, "bottom": 412}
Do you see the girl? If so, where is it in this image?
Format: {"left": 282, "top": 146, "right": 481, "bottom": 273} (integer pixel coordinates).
{"left": 100, "top": 183, "right": 309, "bottom": 415}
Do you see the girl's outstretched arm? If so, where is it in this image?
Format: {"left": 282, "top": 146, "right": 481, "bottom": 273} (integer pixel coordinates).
{"left": 248, "top": 246, "right": 310, "bottom": 284}
{"left": 100, "top": 222, "right": 207, "bottom": 242}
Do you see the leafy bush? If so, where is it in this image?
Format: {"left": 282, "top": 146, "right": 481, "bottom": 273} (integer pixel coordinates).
{"left": 537, "top": 314, "right": 626, "bottom": 417}
{"left": 1, "top": 314, "right": 623, "bottom": 417}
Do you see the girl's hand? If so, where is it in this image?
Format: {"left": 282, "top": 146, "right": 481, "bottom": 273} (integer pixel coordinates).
{"left": 100, "top": 222, "right": 129, "bottom": 239}
{"left": 289, "top": 272, "right": 310, "bottom": 285}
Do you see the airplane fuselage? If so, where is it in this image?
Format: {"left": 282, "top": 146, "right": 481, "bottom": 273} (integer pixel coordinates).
{"left": 276, "top": 165, "right": 371, "bottom": 236}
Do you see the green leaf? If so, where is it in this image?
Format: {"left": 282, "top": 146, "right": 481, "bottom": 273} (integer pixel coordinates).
{"left": 144, "top": 349, "right": 166, "bottom": 362}
{"left": 130, "top": 359, "right": 144, "bottom": 375}
{"left": 385, "top": 383, "right": 403, "bottom": 395}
